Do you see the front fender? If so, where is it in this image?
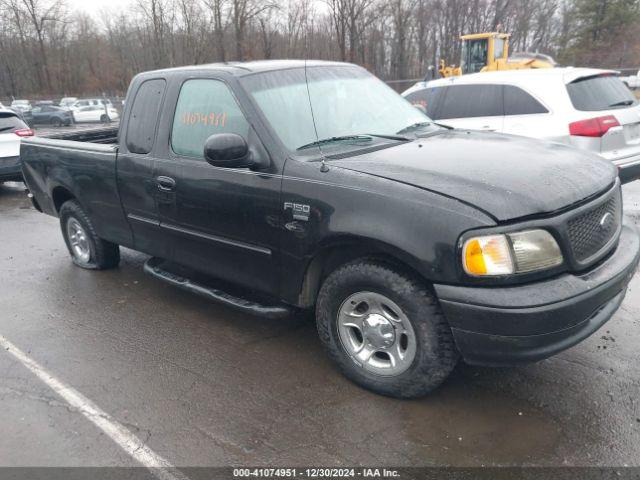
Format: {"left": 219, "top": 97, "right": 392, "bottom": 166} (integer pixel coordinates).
{"left": 279, "top": 159, "right": 495, "bottom": 305}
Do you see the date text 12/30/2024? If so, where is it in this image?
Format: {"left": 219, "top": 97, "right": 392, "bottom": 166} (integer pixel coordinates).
{"left": 233, "top": 468, "right": 401, "bottom": 478}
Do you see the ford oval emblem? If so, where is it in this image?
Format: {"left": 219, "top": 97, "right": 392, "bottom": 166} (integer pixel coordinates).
{"left": 599, "top": 212, "right": 614, "bottom": 230}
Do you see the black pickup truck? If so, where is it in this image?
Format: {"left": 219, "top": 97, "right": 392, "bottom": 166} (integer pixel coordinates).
{"left": 21, "top": 60, "right": 640, "bottom": 398}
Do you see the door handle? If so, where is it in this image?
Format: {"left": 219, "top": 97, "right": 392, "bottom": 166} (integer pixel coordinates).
{"left": 156, "top": 176, "right": 176, "bottom": 192}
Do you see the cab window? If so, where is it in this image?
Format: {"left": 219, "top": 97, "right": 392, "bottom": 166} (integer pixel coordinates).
{"left": 125, "top": 78, "right": 166, "bottom": 154}
{"left": 171, "top": 79, "right": 249, "bottom": 159}
{"left": 461, "top": 40, "right": 488, "bottom": 74}
{"left": 493, "top": 38, "right": 505, "bottom": 60}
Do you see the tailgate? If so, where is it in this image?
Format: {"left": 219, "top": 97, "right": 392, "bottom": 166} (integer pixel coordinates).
{"left": 601, "top": 105, "right": 640, "bottom": 155}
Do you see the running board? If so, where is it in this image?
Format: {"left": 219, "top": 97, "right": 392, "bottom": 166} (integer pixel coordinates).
{"left": 143, "top": 257, "right": 292, "bottom": 319}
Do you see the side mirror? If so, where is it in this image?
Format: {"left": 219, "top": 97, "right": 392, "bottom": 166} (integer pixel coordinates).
{"left": 204, "top": 133, "right": 252, "bottom": 168}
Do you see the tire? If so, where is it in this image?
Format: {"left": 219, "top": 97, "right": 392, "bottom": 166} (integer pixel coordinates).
{"left": 59, "top": 200, "right": 120, "bottom": 270}
{"left": 100, "top": 114, "right": 110, "bottom": 123}
{"left": 51, "top": 117, "right": 62, "bottom": 127}
{"left": 316, "top": 260, "right": 459, "bottom": 398}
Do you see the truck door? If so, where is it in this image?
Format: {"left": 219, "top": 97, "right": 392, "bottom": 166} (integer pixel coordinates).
{"left": 154, "top": 77, "right": 282, "bottom": 297}
{"left": 117, "top": 78, "right": 168, "bottom": 258}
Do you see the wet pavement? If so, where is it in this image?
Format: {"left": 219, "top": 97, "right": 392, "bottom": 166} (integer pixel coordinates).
{"left": 1, "top": 180, "right": 640, "bottom": 468}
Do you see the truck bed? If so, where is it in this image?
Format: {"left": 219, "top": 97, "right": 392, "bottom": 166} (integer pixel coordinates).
{"left": 36, "top": 125, "right": 119, "bottom": 144}
{"left": 20, "top": 133, "right": 132, "bottom": 248}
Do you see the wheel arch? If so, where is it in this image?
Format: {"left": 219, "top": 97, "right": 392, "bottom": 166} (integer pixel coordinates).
{"left": 297, "top": 235, "right": 430, "bottom": 308}
{"left": 51, "top": 185, "right": 77, "bottom": 214}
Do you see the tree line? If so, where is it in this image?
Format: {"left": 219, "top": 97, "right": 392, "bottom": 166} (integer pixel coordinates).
{"left": 0, "top": 0, "right": 639, "bottom": 98}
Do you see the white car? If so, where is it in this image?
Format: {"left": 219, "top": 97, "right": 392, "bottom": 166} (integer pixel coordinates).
{"left": 403, "top": 68, "right": 640, "bottom": 181}
{"left": 10, "top": 99, "right": 31, "bottom": 114}
{"left": 0, "top": 109, "right": 33, "bottom": 182}
{"left": 59, "top": 97, "right": 78, "bottom": 108}
{"left": 72, "top": 104, "right": 120, "bottom": 123}
{"left": 621, "top": 70, "right": 639, "bottom": 90}
{"left": 69, "top": 98, "right": 114, "bottom": 112}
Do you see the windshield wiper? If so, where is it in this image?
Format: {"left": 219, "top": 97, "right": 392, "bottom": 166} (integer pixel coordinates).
{"left": 364, "top": 133, "right": 411, "bottom": 141}
{"left": 297, "top": 135, "right": 374, "bottom": 151}
{"left": 396, "top": 122, "right": 434, "bottom": 135}
{"left": 609, "top": 99, "right": 634, "bottom": 107}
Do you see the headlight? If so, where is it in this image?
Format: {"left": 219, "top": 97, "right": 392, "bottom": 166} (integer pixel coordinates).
{"left": 462, "top": 229, "right": 562, "bottom": 276}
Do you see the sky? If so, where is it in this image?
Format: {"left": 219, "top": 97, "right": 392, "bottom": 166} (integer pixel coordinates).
{"left": 66, "top": 0, "right": 329, "bottom": 18}
{"left": 67, "top": 0, "right": 134, "bottom": 17}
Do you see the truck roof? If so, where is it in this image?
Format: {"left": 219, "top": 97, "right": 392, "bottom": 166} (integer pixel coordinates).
{"left": 139, "top": 59, "right": 351, "bottom": 78}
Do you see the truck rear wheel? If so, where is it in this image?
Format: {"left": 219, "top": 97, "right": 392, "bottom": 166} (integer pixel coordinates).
{"left": 316, "top": 260, "right": 458, "bottom": 398}
{"left": 59, "top": 200, "right": 120, "bottom": 270}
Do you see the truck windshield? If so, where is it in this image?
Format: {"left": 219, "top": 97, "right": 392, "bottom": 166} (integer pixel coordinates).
{"left": 240, "top": 65, "right": 433, "bottom": 152}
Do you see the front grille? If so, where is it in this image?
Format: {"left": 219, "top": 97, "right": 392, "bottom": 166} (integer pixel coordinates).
{"left": 567, "top": 192, "right": 620, "bottom": 263}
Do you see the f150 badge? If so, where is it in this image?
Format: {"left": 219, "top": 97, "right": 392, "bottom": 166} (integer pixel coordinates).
{"left": 284, "top": 202, "right": 310, "bottom": 221}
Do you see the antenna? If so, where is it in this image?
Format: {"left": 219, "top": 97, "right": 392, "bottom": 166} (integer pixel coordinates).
{"left": 303, "top": 49, "right": 329, "bottom": 172}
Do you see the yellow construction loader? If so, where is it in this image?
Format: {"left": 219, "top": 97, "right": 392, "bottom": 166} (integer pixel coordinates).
{"left": 438, "top": 32, "right": 556, "bottom": 78}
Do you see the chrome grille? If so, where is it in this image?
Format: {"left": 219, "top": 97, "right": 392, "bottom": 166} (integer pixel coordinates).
{"left": 567, "top": 192, "right": 620, "bottom": 263}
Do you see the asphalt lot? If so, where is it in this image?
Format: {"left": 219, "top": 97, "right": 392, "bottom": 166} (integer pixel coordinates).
{"left": 1, "top": 179, "right": 640, "bottom": 469}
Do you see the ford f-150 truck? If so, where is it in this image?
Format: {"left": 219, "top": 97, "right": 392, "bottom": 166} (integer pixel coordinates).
{"left": 21, "top": 60, "right": 640, "bottom": 398}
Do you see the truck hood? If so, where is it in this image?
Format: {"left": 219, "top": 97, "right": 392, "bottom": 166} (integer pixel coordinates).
{"left": 330, "top": 130, "right": 616, "bottom": 221}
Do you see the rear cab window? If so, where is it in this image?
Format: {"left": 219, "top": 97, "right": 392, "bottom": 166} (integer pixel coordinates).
{"left": 567, "top": 75, "right": 638, "bottom": 111}
{"left": 171, "top": 79, "right": 249, "bottom": 159}
{"left": 125, "top": 78, "right": 167, "bottom": 154}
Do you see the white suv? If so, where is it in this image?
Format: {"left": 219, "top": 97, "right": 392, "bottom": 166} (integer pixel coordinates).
{"left": 403, "top": 68, "right": 640, "bottom": 182}
{"left": 0, "top": 109, "right": 33, "bottom": 182}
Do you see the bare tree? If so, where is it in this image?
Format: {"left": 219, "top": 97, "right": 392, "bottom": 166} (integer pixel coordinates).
{"left": 325, "top": 0, "right": 375, "bottom": 62}
{"left": 0, "top": 0, "right": 637, "bottom": 98}
{"left": 202, "top": 0, "right": 229, "bottom": 61}
{"left": 1, "top": 0, "right": 67, "bottom": 92}
{"left": 230, "top": 0, "right": 277, "bottom": 60}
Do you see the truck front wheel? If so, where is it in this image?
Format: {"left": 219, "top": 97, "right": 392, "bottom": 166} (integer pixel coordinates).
{"left": 59, "top": 200, "right": 120, "bottom": 270}
{"left": 316, "top": 260, "right": 458, "bottom": 398}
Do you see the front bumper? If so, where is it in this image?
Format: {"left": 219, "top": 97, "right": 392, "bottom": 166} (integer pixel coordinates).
{"left": 614, "top": 154, "right": 640, "bottom": 184}
{"left": 0, "top": 156, "right": 22, "bottom": 182}
{"left": 434, "top": 220, "right": 640, "bottom": 366}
